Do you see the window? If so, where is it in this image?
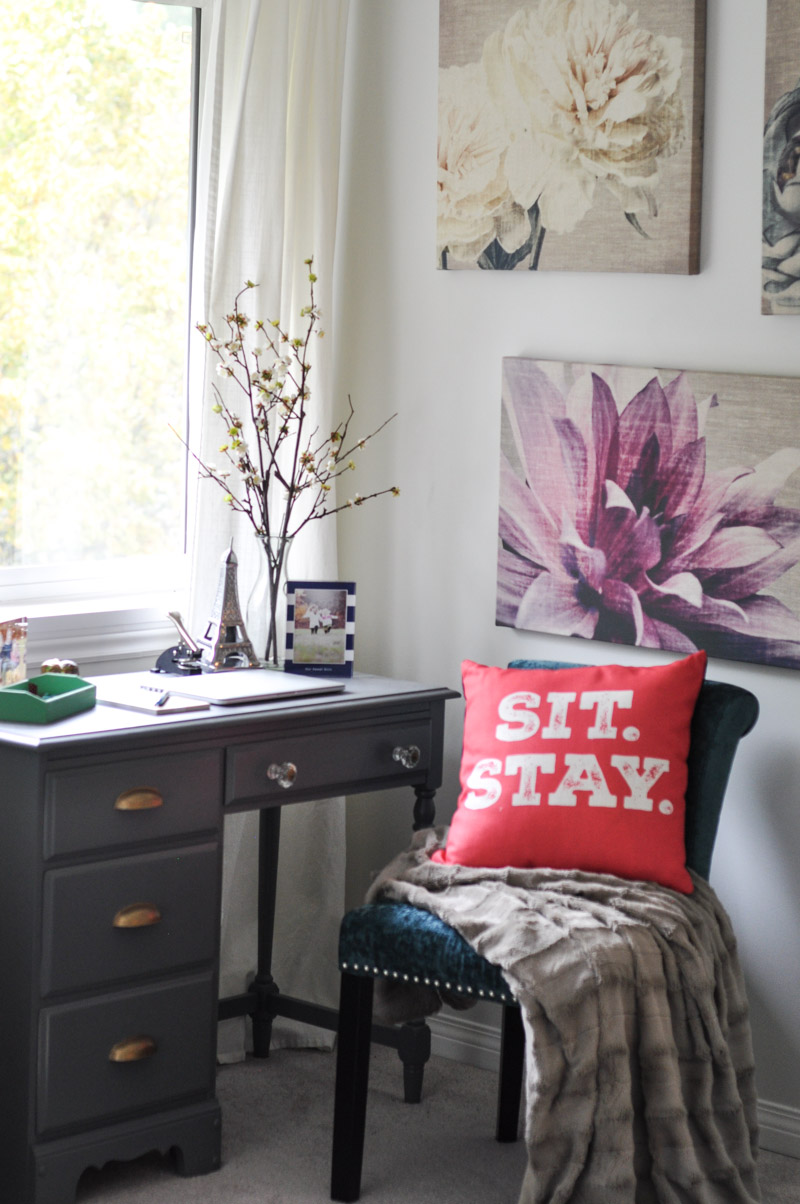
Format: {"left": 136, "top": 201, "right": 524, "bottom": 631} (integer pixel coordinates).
{"left": 0, "top": 0, "right": 198, "bottom": 614}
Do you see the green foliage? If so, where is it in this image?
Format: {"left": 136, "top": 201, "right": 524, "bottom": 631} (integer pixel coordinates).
{"left": 0, "top": 0, "right": 193, "bottom": 566}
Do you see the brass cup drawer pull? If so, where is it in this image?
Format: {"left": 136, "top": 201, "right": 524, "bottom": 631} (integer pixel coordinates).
{"left": 108, "top": 1034, "right": 157, "bottom": 1063}
{"left": 114, "top": 787, "right": 164, "bottom": 811}
{"left": 392, "top": 744, "right": 421, "bottom": 769}
{"left": 267, "top": 761, "right": 297, "bottom": 789}
{"left": 112, "top": 902, "right": 162, "bottom": 929}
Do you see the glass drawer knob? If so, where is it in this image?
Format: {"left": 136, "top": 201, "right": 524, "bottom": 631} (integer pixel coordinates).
{"left": 393, "top": 744, "right": 421, "bottom": 769}
{"left": 267, "top": 761, "right": 297, "bottom": 789}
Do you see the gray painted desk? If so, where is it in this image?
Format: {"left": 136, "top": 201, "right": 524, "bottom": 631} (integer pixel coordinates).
{"left": 0, "top": 673, "right": 457, "bottom": 1204}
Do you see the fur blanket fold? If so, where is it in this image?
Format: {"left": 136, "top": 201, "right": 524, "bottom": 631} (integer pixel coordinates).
{"left": 366, "top": 829, "right": 761, "bottom": 1204}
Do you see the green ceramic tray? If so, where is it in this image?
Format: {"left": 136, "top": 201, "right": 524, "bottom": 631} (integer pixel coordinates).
{"left": 0, "top": 675, "right": 96, "bottom": 724}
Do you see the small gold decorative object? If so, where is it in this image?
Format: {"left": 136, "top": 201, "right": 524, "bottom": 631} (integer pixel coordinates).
{"left": 41, "top": 657, "right": 80, "bottom": 675}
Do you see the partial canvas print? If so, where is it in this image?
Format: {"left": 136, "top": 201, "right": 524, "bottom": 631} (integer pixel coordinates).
{"left": 762, "top": 0, "right": 800, "bottom": 314}
{"left": 497, "top": 358, "right": 800, "bottom": 669}
{"left": 438, "top": 0, "right": 706, "bottom": 274}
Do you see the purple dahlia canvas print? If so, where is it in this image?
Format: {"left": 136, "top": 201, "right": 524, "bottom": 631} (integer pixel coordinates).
{"left": 497, "top": 358, "right": 800, "bottom": 669}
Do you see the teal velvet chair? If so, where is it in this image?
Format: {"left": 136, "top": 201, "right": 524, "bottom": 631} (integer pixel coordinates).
{"left": 330, "top": 662, "right": 759, "bottom": 1203}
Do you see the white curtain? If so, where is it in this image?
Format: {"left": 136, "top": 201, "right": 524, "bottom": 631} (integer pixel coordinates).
{"left": 188, "top": 0, "right": 351, "bottom": 1059}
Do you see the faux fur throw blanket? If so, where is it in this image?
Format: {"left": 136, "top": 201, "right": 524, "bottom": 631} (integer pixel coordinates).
{"left": 367, "top": 829, "right": 761, "bottom": 1204}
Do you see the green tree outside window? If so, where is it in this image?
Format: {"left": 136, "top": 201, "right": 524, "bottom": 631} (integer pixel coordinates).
{"left": 0, "top": 0, "right": 193, "bottom": 567}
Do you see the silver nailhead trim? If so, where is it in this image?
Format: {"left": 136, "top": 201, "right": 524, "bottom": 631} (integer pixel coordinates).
{"left": 338, "top": 961, "right": 513, "bottom": 1004}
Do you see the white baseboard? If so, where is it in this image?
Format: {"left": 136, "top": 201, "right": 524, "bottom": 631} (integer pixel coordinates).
{"left": 430, "top": 1012, "right": 800, "bottom": 1160}
{"left": 757, "top": 1098, "right": 800, "bottom": 1159}
{"left": 429, "top": 1010, "right": 502, "bottom": 1072}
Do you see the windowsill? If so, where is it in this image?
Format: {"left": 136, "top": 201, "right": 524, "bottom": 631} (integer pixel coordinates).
{"left": 3, "top": 553, "right": 191, "bottom": 676}
{"left": 24, "top": 597, "right": 185, "bottom": 677}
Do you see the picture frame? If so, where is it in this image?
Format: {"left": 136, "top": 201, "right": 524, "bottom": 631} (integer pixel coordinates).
{"left": 284, "top": 581, "right": 356, "bottom": 677}
{"left": 496, "top": 357, "right": 800, "bottom": 670}
{"left": 762, "top": 0, "right": 800, "bottom": 314}
{"left": 437, "top": 0, "right": 707, "bottom": 275}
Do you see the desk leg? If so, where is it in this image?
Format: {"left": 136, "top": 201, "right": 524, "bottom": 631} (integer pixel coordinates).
{"left": 250, "top": 806, "right": 281, "bottom": 1057}
{"left": 413, "top": 786, "right": 436, "bottom": 831}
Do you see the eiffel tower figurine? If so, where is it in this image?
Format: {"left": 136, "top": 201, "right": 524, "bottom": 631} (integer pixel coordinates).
{"left": 199, "top": 542, "right": 261, "bottom": 670}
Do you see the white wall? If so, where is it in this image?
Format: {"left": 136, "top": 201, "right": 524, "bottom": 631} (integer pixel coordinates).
{"left": 333, "top": 0, "right": 800, "bottom": 1149}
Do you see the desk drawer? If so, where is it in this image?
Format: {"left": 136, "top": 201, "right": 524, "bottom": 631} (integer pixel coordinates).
{"left": 44, "top": 749, "right": 222, "bottom": 858}
{"left": 41, "top": 843, "right": 220, "bottom": 996}
{"left": 37, "top": 973, "right": 216, "bottom": 1136}
{"left": 225, "top": 719, "right": 432, "bottom": 806}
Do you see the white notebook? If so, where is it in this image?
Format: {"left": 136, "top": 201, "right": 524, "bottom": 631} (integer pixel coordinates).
{"left": 95, "top": 677, "right": 211, "bottom": 715}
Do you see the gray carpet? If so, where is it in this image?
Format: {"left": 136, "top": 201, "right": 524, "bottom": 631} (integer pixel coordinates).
{"left": 75, "top": 1046, "right": 799, "bottom": 1203}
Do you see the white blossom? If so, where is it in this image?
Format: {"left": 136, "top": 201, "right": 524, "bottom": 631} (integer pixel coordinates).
{"left": 482, "top": 0, "right": 684, "bottom": 234}
{"left": 437, "top": 61, "right": 530, "bottom": 262}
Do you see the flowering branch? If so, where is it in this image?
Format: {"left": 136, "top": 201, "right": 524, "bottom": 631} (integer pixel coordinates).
{"left": 176, "top": 260, "right": 399, "bottom": 544}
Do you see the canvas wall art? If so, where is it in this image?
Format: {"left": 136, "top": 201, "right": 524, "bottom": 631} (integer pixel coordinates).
{"left": 438, "top": 0, "right": 706, "bottom": 274}
{"left": 762, "top": 0, "right": 800, "bottom": 314}
{"left": 497, "top": 358, "right": 800, "bottom": 669}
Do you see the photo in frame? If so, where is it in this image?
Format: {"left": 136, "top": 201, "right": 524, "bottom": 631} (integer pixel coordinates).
{"left": 284, "top": 581, "right": 356, "bottom": 677}
{"left": 762, "top": 0, "right": 800, "bottom": 313}
{"left": 437, "top": 0, "right": 706, "bottom": 275}
{"left": 496, "top": 357, "right": 800, "bottom": 669}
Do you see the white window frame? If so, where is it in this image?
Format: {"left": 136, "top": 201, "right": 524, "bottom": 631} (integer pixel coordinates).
{"left": 0, "top": 0, "right": 206, "bottom": 673}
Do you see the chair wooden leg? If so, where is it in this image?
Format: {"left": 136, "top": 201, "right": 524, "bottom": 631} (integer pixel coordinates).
{"left": 396, "top": 1019, "right": 431, "bottom": 1103}
{"left": 496, "top": 1004, "right": 524, "bottom": 1143}
{"left": 331, "top": 973, "right": 374, "bottom": 1202}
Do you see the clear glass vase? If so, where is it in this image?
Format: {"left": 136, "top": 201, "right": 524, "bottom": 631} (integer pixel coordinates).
{"left": 245, "top": 534, "right": 293, "bottom": 667}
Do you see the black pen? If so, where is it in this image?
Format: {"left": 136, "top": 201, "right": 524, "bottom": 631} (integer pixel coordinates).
{"left": 154, "top": 691, "right": 170, "bottom": 708}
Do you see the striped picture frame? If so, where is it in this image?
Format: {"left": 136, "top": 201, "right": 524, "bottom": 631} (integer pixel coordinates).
{"left": 284, "top": 581, "right": 356, "bottom": 677}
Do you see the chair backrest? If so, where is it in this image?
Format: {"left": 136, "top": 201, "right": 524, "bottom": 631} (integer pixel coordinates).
{"left": 507, "top": 660, "right": 759, "bottom": 880}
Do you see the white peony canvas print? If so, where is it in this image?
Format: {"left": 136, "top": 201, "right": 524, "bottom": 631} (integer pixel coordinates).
{"left": 438, "top": 0, "right": 706, "bottom": 274}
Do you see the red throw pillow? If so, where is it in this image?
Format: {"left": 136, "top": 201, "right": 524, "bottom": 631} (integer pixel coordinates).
{"left": 432, "top": 653, "right": 707, "bottom": 893}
